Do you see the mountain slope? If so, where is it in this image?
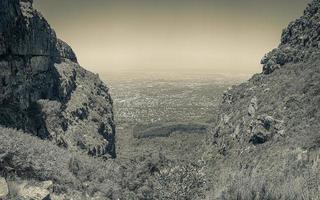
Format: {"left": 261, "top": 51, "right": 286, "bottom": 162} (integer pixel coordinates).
{"left": 0, "top": 0, "right": 116, "bottom": 158}
{"left": 205, "top": 1, "right": 320, "bottom": 199}
{"left": 0, "top": 127, "right": 121, "bottom": 199}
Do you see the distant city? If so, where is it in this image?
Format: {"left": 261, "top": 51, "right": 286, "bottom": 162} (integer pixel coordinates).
{"left": 108, "top": 73, "right": 244, "bottom": 126}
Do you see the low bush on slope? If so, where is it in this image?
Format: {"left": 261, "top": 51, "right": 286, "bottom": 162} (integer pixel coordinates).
{"left": 203, "top": 6, "right": 320, "bottom": 198}
{"left": 0, "top": 127, "right": 207, "bottom": 199}
{"left": 0, "top": 127, "right": 121, "bottom": 199}
{"left": 133, "top": 122, "right": 208, "bottom": 139}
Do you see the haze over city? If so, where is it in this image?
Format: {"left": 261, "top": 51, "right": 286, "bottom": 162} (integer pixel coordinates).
{"left": 34, "top": 0, "right": 310, "bottom": 79}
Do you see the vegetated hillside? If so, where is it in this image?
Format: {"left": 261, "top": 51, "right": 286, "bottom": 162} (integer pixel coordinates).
{"left": 204, "top": 0, "right": 320, "bottom": 199}
{"left": 0, "top": 1, "right": 208, "bottom": 199}
{"left": 0, "top": 127, "right": 207, "bottom": 200}
{"left": 2, "top": 0, "right": 319, "bottom": 199}
{"left": 0, "top": 0, "right": 115, "bottom": 158}
{"left": 0, "top": 127, "right": 121, "bottom": 199}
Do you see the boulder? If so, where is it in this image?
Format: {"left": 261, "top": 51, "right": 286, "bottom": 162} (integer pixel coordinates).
{"left": 8, "top": 180, "right": 52, "bottom": 200}
{"left": 0, "top": 177, "right": 9, "bottom": 199}
{"left": 248, "top": 97, "right": 258, "bottom": 116}
{"left": 39, "top": 181, "right": 53, "bottom": 192}
{"left": 249, "top": 131, "right": 269, "bottom": 145}
{"left": 249, "top": 115, "right": 284, "bottom": 145}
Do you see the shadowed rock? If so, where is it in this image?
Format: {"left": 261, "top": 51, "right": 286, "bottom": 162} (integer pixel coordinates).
{"left": 0, "top": 0, "right": 116, "bottom": 158}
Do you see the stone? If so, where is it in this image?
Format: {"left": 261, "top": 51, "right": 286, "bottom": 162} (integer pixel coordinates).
{"left": 0, "top": 177, "right": 9, "bottom": 199}
{"left": 278, "top": 130, "right": 285, "bottom": 136}
{"left": 248, "top": 97, "right": 258, "bottom": 116}
{"left": 262, "top": 115, "right": 275, "bottom": 130}
{"left": 232, "top": 124, "right": 240, "bottom": 138}
{"left": 9, "top": 180, "right": 52, "bottom": 200}
{"left": 249, "top": 131, "right": 269, "bottom": 145}
{"left": 263, "top": 88, "right": 270, "bottom": 93}
{"left": 249, "top": 115, "right": 284, "bottom": 145}
{"left": 223, "top": 114, "right": 230, "bottom": 124}
{"left": 40, "top": 181, "right": 53, "bottom": 192}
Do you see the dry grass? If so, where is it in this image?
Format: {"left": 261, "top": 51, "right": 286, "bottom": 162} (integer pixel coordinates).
{"left": 0, "top": 127, "right": 120, "bottom": 199}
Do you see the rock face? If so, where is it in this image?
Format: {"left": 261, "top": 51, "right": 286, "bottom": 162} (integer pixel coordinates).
{"left": 262, "top": 0, "right": 320, "bottom": 74}
{"left": 0, "top": 0, "right": 116, "bottom": 158}
{"left": 206, "top": 0, "right": 320, "bottom": 198}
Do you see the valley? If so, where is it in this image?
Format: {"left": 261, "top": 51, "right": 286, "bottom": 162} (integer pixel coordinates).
{"left": 108, "top": 74, "right": 242, "bottom": 161}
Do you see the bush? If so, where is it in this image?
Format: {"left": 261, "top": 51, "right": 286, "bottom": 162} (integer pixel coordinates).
{"left": 133, "top": 122, "right": 208, "bottom": 138}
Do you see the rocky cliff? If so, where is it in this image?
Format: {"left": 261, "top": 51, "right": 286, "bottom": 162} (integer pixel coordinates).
{"left": 0, "top": 0, "right": 116, "bottom": 158}
{"left": 262, "top": 0, "right": 320, "bottom": 74}
{"left": 205, "top": 0, "right": 320, "bottom": 198}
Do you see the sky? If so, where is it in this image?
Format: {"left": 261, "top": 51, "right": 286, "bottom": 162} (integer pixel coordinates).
{"left": 34, "top": 0, "right": 310, "bottom": 79}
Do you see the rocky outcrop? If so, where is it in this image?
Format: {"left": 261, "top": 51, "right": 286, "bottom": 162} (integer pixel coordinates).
{"left": 249, "top": 115, "right": 284, "bottom": 145}
{"left": 0, "top": 127, "right": 121, "bottom": 199}
{"left": 8, "top": 180, "right": 53, "bottom": 200}
{"left": 262, "top": 0, "right": 320, "bottom": 74}
{"left": 206, "top": 0, "right": 320, "bottom": 198}
{"left": 0, "top": 0, "right": 116, "bottom": 158}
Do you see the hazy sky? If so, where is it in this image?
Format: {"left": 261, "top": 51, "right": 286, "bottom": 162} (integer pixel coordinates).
{"left": 34, "top": 0, "right": 310, "bottom": 78}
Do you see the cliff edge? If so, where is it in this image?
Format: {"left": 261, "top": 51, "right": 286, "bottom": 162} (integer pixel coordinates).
{"left": 0, "top": 0, "right": 116, "bottom": 158}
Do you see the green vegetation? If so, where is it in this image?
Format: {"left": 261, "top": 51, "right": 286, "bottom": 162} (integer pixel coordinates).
{"left": 0, "top": 127, "right": 120, "bottom": 199}
{"left": 133, "top": 122, "right": 209, "bottom": 139}
{"left": 0, "top": 127, "right": 207, "bottom": 199}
